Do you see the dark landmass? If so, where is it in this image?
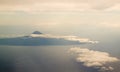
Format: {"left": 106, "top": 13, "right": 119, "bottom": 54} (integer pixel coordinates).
{"left": 0, "top": 31, "right": 84, "bottom": 46}
{"left": 0, "top": 36, "right": 81, "bottom": 46}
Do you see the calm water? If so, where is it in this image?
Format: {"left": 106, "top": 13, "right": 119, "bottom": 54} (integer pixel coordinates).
{"left": 0, "top": 44, "right": 120, "bottom": 72}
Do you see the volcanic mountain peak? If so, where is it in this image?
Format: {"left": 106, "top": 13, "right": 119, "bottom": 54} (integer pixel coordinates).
{"left": 32, "top": 31, "right": 42, "bottom": 34}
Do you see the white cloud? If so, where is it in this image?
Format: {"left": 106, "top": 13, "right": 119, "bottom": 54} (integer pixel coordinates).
{"left": 100, "top": 66, "right": 114, "bottom": 71}
{"left": 68, "top": 47, "right": 119, "bottom": 71}
{"left": 30, "top": 34, "right": 98, "bottom": 44}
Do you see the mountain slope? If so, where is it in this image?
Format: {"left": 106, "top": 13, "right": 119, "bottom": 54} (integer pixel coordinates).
{"left": 0, "top": 31, "right": 95, "bottom": 46}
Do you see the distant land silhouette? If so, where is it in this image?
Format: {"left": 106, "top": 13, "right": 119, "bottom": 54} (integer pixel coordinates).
{"left": 0, "top": 31, "right": 88, "bottom": 46}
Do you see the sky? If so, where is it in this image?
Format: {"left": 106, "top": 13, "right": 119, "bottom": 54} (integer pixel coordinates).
{"left": 0, "top": 0, "right": 120, "bottom": 40}
{"left": 0, "top": 1, "right": 120, "bottom": 72}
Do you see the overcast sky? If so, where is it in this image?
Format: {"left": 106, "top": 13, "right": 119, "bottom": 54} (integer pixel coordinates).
{"left": 0, "top": 0, "right": 120, "bottom": 40}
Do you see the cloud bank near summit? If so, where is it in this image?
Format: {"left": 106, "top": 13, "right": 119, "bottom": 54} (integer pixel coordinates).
{"left": 30, "top": 34, "right": 98, "bottom": 44}
{"left": 68, "top": 47, "right": 119, "bottom": 71}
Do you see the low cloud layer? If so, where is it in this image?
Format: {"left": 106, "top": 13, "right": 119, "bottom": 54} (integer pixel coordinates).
{"left": 68, "top": 47, "right": 119, "bottom": 71}
{"left": 30, "top": 34, "right": 98, "bottom": 44}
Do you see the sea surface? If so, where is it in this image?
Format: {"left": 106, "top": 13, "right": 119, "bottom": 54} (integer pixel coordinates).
{"left": 0, "top": 43, "right": 120, "bottom": 72}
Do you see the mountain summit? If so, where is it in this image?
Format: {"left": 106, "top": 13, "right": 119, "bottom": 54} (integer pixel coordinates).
{"left": 32, "top": 31, "right": 42, "bottom": 34}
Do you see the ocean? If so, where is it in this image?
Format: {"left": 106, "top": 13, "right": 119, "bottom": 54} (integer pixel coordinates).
{"left": 0, "top": 43, "right": 119, "bottom": 72}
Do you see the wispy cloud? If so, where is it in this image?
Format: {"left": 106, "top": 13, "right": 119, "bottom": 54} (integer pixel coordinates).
{"left": 100, "top": 22, "right": 120, "bottom": 28}
{"left": 68, "top": 47, "right": 119, "bottom": 71}
{"left": 0, "top": 34, "right": 25, "bottom": 38}
{"left": 0, "top": 0, "right": 120, "bottom": 12}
